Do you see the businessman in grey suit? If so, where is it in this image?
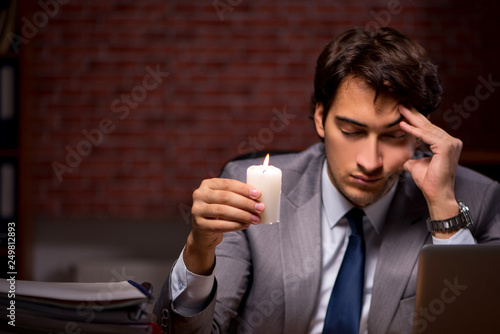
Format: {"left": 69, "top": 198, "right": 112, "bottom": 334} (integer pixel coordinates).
{"left": 154, "top": 27, "right": 500, "bottom": 334}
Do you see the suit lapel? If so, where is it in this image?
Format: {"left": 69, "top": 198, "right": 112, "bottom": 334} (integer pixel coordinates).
{"left": 259, "top": 145, "right": 432, "bottom": 333}
{"left": 368, "top": 172, "right": 430, "bottom": 334}
{"left": 279, "top": 155, "right": 323, "bottom": 334}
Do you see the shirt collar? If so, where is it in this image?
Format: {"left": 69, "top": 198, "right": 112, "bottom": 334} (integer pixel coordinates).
{"left": 321, "top": 160, "right": 398, "bottom": 234}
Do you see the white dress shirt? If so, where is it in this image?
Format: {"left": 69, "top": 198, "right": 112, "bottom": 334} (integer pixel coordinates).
{"left": 171, "top": 161, "right": 476, "bottom": 332}
{"left": 309, "top": 162, "right": 475, "bottom": 333}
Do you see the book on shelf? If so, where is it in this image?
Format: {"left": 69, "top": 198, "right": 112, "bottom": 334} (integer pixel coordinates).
{"left": 0, "top": 279, "right": 161, "bottom": 333}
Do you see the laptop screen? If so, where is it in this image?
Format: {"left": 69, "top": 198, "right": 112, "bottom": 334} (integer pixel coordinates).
{"left": 413, "top": 244, "right": 500, "bottom": 334}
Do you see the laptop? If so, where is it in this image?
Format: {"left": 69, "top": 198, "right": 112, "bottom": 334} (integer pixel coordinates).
{"left": 413, "top": 244, "right": 500, "bottom": 334}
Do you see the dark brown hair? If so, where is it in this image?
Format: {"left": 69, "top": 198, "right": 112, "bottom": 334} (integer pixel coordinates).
{"left": 310, "top": 27, "right": 442, "bottom": 123}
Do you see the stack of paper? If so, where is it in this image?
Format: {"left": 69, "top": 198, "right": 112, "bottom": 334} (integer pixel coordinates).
{"left": 0, "top": 279, "right": 160, "bottom": 333}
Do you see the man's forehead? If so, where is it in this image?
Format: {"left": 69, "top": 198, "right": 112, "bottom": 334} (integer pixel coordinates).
{"left": 334, "top": 77, "right": 402, "bottom": 118}
{"left": 340, "top": 76, "right": 399, "bottom": 100}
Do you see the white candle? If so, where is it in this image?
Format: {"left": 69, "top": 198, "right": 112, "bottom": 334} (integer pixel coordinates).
{"left": 246, "top": 154, "right": 282, "bottom": 224}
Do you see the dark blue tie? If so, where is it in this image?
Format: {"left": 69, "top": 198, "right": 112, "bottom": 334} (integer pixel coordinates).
{"left": 323, "top": 208, "right": 366, "bottom": 334}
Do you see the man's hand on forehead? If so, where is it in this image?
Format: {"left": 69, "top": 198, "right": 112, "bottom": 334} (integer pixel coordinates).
{"left": 398, "top": 105, "right": 462, "bottom": 221}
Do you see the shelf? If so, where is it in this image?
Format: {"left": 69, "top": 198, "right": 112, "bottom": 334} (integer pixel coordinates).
{"left": 0, "top": 0, "right": 26, "bottom": 279}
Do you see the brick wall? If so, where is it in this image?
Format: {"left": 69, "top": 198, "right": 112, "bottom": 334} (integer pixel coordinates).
{"left": 20, "top": 0, "right": 500, "bottom": 223}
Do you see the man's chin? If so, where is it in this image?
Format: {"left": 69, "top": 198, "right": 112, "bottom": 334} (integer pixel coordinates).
{"left": 345, "top": 194, "right": 380, "bottom": 207}
{"left": 341, "top": 183, "right": 390, "bottom": 207}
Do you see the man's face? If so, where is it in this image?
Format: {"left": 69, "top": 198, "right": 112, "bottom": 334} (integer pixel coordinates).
{"left": 314, "top": 77, "right": 418, "bottom": 207}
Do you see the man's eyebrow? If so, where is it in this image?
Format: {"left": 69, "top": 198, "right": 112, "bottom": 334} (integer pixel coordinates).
{"left": 335, "top": 116, "right": 367, "bottom": 127}
{"left": 386, "top": 115, "right": 405, "bottom": 128}
{"left": 335, "top": 115, "right": 405, "bottom": 129}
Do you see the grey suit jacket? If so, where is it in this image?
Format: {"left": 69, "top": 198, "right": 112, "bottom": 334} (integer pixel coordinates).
{"left": 154, "top": 143, "right": 500, "bottom": 334}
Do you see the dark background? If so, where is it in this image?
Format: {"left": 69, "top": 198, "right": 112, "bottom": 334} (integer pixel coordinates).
{"left": 2, "top": 0, "right": 499, "bottom": 281}
{"left": 26, "top": 0, "right": 500, "bottom": 222}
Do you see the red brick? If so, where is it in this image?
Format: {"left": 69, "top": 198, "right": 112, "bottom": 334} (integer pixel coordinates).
{"left": 20, "top": 0, "right": 500, "bottom": 222}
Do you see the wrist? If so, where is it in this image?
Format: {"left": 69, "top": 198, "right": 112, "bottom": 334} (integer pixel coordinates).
{"left": 427, "top": 197, "right": 459, "bottom": 220}
{"left": 427, "top": 200, "right": 473, "bottom": 239}
{"left": 184, "top": 232, "right": 217, "bottom": 275}
{"left": 428, "top": 201, "right": 460, "bottom": 239}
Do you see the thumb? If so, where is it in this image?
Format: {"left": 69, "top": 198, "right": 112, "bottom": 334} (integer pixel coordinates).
{"left": 403, "top": 159, "right": 416, "bottom": 173}
{"left": 403, "top": 156, "right": 431, "bottom": 177}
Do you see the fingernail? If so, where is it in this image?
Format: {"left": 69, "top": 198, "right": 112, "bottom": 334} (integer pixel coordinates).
{"left": 255, "top": 203, "right": 264, "bottom": 212}
{"left": 250, "top": 189, "right": 259, "bottom": 198}
{"left": 251, "top": 214, "right": 260, "bottom": 223}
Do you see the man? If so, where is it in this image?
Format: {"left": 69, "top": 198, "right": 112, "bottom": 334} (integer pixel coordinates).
{"left": 154, "top": 27, "right": 500, "bottom": 334}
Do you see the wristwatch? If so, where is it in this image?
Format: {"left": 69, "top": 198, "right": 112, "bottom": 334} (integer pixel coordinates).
{"left": 426, "top": 201, "right": 473, "bottom": 232}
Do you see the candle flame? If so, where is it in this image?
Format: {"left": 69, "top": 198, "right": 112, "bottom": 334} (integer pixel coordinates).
{"left": 263, "top": 154, "right": 270, "bottom": 166}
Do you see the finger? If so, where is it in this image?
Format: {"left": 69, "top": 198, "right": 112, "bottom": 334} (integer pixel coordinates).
{"left": 197, "top": 178, "right": 263, "bottom": 210}
{"left": 203, "top": 178, "right": 261, "bottom": 200}
{"left": 194, "top": 201, "right": 261, "bottom": 225}
{"left": 403, "top": 157, "right": 430, "bottom": 174}
{"left": 398, "top": 109, "right": 426, "bottom": 142}
{"left": 398, "top": 105, "right": 431, "bottom": 139}
{"left": 399, "top": 104, "right": 430, "bottom": 128}
{"left": 195, "top": 184, "right": 264, "bottom": 216}
{"left": 195, "top": 216, "right": 253, "bottom": 233}
{"left": 399, "top": 106, "right": 449, "bottom": 147}
{"left": 193, "top": 178, "right": 264, "bottom": 226}
{"left": 402, "top": 158, "right": 415, "bottom": 173}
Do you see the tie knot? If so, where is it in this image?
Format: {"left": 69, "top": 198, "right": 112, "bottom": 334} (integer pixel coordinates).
{"left": 346, "top": 208, "right": 365, "bottom": 236}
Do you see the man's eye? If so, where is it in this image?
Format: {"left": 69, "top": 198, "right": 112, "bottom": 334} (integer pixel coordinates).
{"left": 340, "top": 129, "right": 362, "bottom": 137}
{"left": 385, "top": 132, "right": 407, "bottom": 139}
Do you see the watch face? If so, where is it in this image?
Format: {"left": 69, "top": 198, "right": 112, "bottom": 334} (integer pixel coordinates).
{"left": 458, "top": 201, "right": 473, "bottom": 227}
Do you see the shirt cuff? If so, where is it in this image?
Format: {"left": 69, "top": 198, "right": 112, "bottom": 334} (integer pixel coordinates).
{"left": 171, "top": 247, "right": 215, "bottom": 315}
{"left": 431, "top": 228, "right": 476, "bottom": 245}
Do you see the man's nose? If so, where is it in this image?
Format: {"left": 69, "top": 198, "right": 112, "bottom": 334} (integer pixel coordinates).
{"left": 356, "top": 137, "right": 382, "bottom": 173}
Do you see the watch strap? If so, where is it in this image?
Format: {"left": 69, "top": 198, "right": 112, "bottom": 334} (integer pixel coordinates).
{"left": 426, "top": 201, "right": 473, "bottom": 232}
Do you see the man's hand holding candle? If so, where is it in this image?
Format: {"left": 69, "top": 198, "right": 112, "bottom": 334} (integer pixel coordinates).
{"left": 185, "top": 178, "right": 263, "bottom": 275}
{"left": 185, "top": 155, "right": 282, "bottom": 275}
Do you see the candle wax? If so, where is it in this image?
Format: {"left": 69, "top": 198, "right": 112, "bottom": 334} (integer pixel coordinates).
{"left": 246, "top": 155, "right": 282, "bottom": 224}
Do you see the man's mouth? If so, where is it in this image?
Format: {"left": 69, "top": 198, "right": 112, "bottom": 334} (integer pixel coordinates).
{"left": 351, "top": 174, "right": 384, "bottom": 186}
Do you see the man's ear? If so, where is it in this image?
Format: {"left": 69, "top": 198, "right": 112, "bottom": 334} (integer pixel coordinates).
{"left": 314, "top": 103, "right": 325, "bottom": 139}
